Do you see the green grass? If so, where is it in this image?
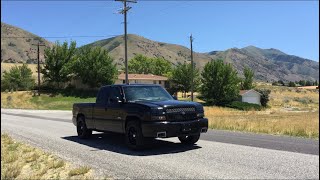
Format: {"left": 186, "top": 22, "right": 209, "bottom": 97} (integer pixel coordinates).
{"left": 29, "top": 94, "right": 95, "bottom": 110}
{"left": 1, "top": 91, "right": 96, "bottom": 110}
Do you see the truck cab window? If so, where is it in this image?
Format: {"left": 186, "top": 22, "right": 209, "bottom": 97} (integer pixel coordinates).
{"left": 108, "top": 87, "right": 122, "bottom": 104}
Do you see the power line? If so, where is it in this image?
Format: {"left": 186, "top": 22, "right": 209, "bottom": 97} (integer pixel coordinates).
{"left": 1, "top": 35, "right": 119, "bottom": 39}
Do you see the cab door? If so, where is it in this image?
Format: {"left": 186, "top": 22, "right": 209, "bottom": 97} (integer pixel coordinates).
{"left": 93, "top": 87, "right": 111, "bottom": 131}
{"left": 104, "top": 86, "right": 124, "bottom": 132}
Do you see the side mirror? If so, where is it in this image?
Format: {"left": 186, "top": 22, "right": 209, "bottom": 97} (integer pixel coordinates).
{"left": 172, "top": 95, "right": 178, "bottom": 100}
{"left": 110, "top": 97, "right": 123, "bottom": 104}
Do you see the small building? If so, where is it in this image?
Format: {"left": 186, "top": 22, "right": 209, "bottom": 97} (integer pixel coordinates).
{"left": 115, "top": 73, "right": 169, "bottom": 88}
{"left": 239, "top": 89, "right": 261, "bottom": 105}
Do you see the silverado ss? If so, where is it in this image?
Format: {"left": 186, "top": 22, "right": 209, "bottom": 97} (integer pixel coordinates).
{"left": 72, "top": 84, "right": 208, "bottom": 149}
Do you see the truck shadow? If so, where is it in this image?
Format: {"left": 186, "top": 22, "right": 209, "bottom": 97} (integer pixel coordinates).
{"left": 62, "top": 132, "right": 201, "bottom": 156}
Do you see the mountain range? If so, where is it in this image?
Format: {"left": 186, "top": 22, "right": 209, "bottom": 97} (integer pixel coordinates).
{"left": 1, "top": 22, "right": 319, "bottom": 82}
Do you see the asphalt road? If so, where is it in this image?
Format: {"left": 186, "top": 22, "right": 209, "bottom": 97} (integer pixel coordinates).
{"left": 1, "top": 109, "right": 319, "bottom": 179}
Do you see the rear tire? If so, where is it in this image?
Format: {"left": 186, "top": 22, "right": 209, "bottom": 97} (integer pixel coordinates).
{"left": 77, "top": 116, "right": 92, "bottom": 139}
{"left": 178, "top": 134, "right": 200, "bottom": 145}
{"left": 125, "top": 121, "right": 145, "bottom": 150}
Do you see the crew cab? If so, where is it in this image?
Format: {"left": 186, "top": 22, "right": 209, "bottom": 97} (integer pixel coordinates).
{"left": 72, "top": 84, "right": 208, "bottom": 149}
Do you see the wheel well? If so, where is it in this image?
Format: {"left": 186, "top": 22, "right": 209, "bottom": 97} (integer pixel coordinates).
{"left": 125, "top": 116, "right": 140, "bottom": 128}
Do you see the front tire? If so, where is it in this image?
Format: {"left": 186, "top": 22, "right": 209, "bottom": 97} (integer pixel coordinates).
{"left": 77, "top": 116, "right": 92, "bottom": 139}
{"left": 178, "top": 134, "right": 200, "bottom": 145}
{"left": 125, "top": 121, "right": 145, "bottom": 150}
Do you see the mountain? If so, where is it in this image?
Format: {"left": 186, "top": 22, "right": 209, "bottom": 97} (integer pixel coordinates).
{"left": 82, "top": 34, "right": 212, "bottom": 68}
{"left": 1, "top": 22, "right": 52, "bottom": 64}
{"left": 208, "top": 46, "right": 319, "bottom": 82}
{"left": 1, "top": 22, "right": 318, "bottom": 82}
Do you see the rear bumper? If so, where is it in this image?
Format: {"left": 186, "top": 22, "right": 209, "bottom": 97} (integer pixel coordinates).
{"left": 141, "top": 118, "right": 208, "bottom": 138}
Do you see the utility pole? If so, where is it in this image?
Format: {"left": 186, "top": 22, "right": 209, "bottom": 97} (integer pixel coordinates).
{"left": 32, "top": 41, "right": 45, "bottom": 96}
{"left": 190, "top": 34, "right": 194, "bottom": 101}
{"left": 116, "top": 0, "right": 137, "bottom": 84}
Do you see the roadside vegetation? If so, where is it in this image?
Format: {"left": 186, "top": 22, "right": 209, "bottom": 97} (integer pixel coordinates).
{"left": 1, "top": 133, "right": 100, "bottom": 179}
{"left": 1, "top": 91, "right": 95, "bottom": 110}
{"left": 204, "top": 106, "right": 319, "bottom": 138}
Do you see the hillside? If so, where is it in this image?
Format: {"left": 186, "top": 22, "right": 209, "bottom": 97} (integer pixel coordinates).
{"left": 1, "top": 22, "right": 318, "bottom": 82}
{"left": 208, "top": 46, "right": 319, "bottom": 82}
{"left": 83, "top": 34, "right": 212, "bottom": 68}
{"left": 86, "top": 35, "right": 319, "bottom": 82}
{"left": 1, "top": 22, "right": 52, "bottom": 64}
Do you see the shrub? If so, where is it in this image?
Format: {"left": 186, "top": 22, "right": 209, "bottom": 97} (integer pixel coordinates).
{"left": 8, "top": 42, "right": 16, "bottom": 47}
{"left": 226, "top": 101, "right": 262, "bottom": 111}
{"left": 1, "top": 64, "right": 35, "bottom": 91}
{"left": 255, "top": 88, "right": 271, "bottom": 107}
{"left": 288, "top": 81, "right": 296, "bottom": 87}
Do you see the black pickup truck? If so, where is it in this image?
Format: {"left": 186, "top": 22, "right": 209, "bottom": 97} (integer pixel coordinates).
{"left": 72, "top": 84, "right": 208, "bottom": 149}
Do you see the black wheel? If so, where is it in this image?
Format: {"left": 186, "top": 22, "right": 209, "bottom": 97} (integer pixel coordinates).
{"left": 77, "top": 116, "right": 92, "bottom": 139}
{"left": 125, "top": 121, "right": 145, "bottom": 150}
{"left": 178, "top": 134, "right": 200, "bottom": 145}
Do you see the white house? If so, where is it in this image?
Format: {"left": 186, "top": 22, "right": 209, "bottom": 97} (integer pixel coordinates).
{"left": 239, "top": 89, "right": 261, "bottom": 105}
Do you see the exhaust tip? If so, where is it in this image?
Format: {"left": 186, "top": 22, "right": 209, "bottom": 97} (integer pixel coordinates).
{"left": 157, "top": 131, "right": 166, "bottom": 138}
{"left": 201, "top": 128, "right": 208, "bottom": 133}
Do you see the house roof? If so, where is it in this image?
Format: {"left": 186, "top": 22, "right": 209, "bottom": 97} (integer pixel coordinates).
{"left": 239, "top": 89, "right": 261, "bottom": 96}
{"left": 118, "top": 73, "right": 168, "bottom": 81}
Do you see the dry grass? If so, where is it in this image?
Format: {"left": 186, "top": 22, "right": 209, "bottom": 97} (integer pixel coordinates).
{"left": 205, "top": 106, "right": 319, "bottom": 138}
{"left": 68, "top": 166, "right": 91, "bottom": 177}
{"left": 1, "top": 133, "right": 96, "bottom": 179}
{"left": 266, "top": 86, "right": 319, "bottom": 111}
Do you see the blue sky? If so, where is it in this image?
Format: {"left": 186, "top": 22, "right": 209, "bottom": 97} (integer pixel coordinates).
{"left": 1, "top": 1, "right": 319, "bottom": 61}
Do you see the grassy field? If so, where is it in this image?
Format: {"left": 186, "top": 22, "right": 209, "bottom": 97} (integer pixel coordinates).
{"left": 1, "top": 133, "right": 105, "bottom": 180}
{"left": 1, "top": 91, "right": 95, "bottom": 110}
{"left": 204, "top": 106, "right": 319, "bottom": 138}
{"left": 1, "top": 84, "right": 319, "bottom": 138}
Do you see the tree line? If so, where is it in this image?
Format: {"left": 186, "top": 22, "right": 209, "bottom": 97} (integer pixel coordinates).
{"left": 2, "top": 41, "right": 268, "bottom": 107}
{"left": 273, "top": 80, "right": 319, "bottom": 87}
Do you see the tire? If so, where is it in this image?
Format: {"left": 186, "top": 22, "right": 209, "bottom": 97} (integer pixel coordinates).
{"left": 77, "top": 116, "right": 92, "bottom": 139}
{"left": 125, "top": 121, "right": 145, "bottom": 150}
{"left": 178, "top": 134, "right": 200, "bottom": 145}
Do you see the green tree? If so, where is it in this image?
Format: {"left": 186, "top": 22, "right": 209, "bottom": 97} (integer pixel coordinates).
{"left": 278, "top": 80, "right": 285, "bottom": 86}
{"left": 19, "top": 64, "right": 35, "bottom": 90}
{"left": 314, "top": 80, "right": 318, "bottom": 86}
{"left": 128, "top": 54, "right": 153, "bottom": 74}
{"left": 305, "top": 80, "right": 312, "bottom": 86}
{"left": 152, "top": 57, "right": 172, "bottom": 76}
{"left": 41, "top": 41, "right": 77, "bottom": 88}
{"left": 74, "top": 46, "right": 117, "bottom": 88}
{"left": 241, "top": 66, "right": 255, "bottom": 90}
{"left": 200, "top": 59, "right": 240, "bottom": 105}
{"left": 1, "top": 64, "right": 35, "bottom": 91}
{"left": 288, "top": 81, "right": 296, "bottom": 87}
{"left": 128, "top": 54, "right": 172, "bottom": 76}
{"left": 298, "top": 80, "right": 306, "bottom": 86}
{"left": 169, "top": 63, "right": 200, "bottom": 97}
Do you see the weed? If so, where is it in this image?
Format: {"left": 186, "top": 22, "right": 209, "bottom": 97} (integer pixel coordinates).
{"left": 68, "top": 166, "right": 91, "bottom": 177}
